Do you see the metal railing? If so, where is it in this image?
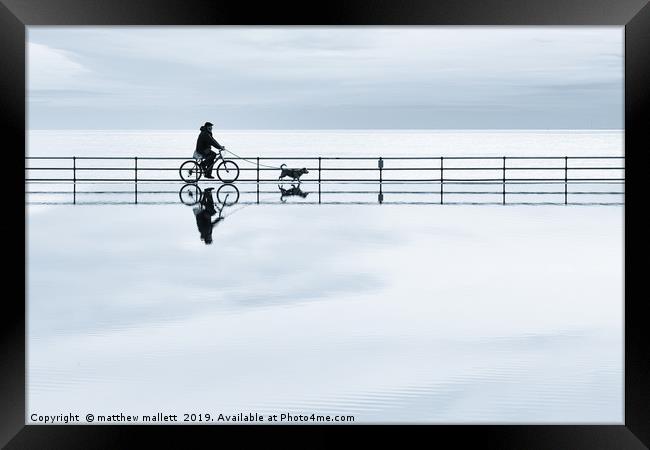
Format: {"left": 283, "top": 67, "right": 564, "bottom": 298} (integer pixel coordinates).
{"left": 25, "top": 155, "right": 625, "bottom": 181}
{"left": 26, "top": 155, "right": 624, "bottom": 205}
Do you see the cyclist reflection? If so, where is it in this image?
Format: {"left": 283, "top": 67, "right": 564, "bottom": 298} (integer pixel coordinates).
{"left": 193, "top": 188, "right": 223, "bottom": 245}
{"left": 179, "top": 184, "right": 240, "bottom": 245}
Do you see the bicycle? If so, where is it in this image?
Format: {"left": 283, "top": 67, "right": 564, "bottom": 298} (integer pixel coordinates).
{"left": 179, "top": 148, "right": 240, "bottom": 184}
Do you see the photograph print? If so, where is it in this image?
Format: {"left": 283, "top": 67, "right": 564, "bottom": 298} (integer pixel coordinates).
{"left": 26, "top": 26, "right": 624, "bottom": 425}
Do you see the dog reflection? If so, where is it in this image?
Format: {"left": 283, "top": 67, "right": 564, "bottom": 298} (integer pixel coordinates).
{"left": 278, "top": 184, "right": 309, "bottom": 202}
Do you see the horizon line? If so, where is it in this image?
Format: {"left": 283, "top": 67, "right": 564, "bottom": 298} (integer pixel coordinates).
{"left": 28, "top": 128, "right": 625, "bottom": 132}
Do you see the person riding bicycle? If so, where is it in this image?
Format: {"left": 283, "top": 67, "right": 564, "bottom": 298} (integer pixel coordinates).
{"left": 194, "top": 121, "right": 225, "bottom": 179}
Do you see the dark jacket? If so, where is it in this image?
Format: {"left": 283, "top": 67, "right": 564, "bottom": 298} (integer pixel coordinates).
{"left": 195, "top": 126, "right": 223, "bottom": 156}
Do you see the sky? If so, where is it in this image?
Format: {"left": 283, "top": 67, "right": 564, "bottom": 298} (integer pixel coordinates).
{"left": 27, "top": 27, "right": 623, "bottom": 130}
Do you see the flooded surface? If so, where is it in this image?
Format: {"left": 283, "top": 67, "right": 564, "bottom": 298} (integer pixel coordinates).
{"left": 26, "top": 183, "right": 623, "bottom": 423}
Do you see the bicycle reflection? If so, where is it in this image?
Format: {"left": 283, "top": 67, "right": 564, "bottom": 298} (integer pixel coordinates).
{"left": 179, "top": 183, "right": 240, "bottom": 245}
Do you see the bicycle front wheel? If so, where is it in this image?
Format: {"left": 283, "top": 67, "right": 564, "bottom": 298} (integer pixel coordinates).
{"left": 216, "top": 160, "right": 239, "bottom": 183}
{"left": 216, "top": 183, "right": 240, "bottom": 205}
{"left": 179, "top": 160, "right": 202, "bottom": 183}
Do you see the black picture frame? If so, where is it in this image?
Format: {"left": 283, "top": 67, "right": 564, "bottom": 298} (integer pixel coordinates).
{"left": 2, "top": 0, "right": 648, "bottom": 447}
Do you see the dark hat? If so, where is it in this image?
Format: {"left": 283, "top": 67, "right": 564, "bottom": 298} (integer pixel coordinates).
{"left": 204, "top": 122, "right": 214, "bottom": 127}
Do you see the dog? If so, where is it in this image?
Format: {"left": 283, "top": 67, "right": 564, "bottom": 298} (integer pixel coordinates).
{"left": 278, "top": 184, "right": 309, "bottom": 202}
{"left": 278, "top": 164, "right": 309, "bottom": 183}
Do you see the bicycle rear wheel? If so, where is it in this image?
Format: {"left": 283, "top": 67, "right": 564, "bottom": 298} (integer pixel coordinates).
{"left": 179, "top": 183, "right": 203, "bottom": 205}
{"left": 179, "top": 160, "right": 202, "bottom": 183}
{"left": 216, "top": 160, "right": 240, "bottom": 183}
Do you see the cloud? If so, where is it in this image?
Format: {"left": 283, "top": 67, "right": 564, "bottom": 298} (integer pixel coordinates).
{"left": 28, "top": 42, "right": 90, "bottom": 91}
{"left": 26, "top": 27, "right": 623, "bottom": 129}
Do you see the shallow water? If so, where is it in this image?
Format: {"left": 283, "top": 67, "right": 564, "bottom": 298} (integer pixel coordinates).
{"left": 26, "top": 193, "right": 623, "bottom": 423}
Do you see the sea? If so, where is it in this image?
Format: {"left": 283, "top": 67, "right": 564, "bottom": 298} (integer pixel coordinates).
{"left": 27, "top": 129, "right": 624, "bottom": 158}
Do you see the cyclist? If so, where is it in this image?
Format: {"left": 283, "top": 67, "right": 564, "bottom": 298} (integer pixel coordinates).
{"left": 194, "top": 121, "right": 225, "bottom": 179}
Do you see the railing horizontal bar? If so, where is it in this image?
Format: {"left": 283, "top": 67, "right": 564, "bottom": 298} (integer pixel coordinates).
{"left": 568, "top": 167, "right": 626, "bottom": 170}
{"left": 25, "top": 166, "right": 626, "bottom": 173}
{"left": 24, "top": 178, "right": 626, "bottom": 183}
{"left": 497, "top": 156, "right": 623, "bottom": 160}
{"left": 26, "top": 168, "right": 72, "bottom": 170}
{"left": 26, "top": 155, "right": 625, "bottom": 161}
{"left": 506, "top": 167, "right": 625, "bottom": 170}
{"left": 25, "top": 157, "right": 74, "bottom": 160}
{"left": 43, "top": 156, "right": 137, "bottom": 160}
{"left": 29, "top": 178, "right": 139, "bottom": 182}
{"left": 26, "top": 178, "right": 627, "bottom": 184}
{"left": 27, "top": 187, "right": 620, "bottom": 195}
{"left": 26, "top": 200, "right": 625, "bottom": 207}
{"left": 28, "top": 190, "right": 624, "bottom": 196}
{"left": 254, "top": 156, "right": 624, "bottom": 160}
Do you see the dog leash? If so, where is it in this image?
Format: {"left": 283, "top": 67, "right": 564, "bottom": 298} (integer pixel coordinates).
{"left": 222, "top": 148, "right": 282, "bottom": 170}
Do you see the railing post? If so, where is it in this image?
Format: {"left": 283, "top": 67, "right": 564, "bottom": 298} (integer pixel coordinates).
{"left": 256, "top": 157, "right": 260, "bottom": 204}
{"left": 73, "top": 156, "right": 76, "bottom": 183}
{"left": 564, "top": 156, "right": 569, "bottom": 205}
{"left": 440, "top": 156, "right": 444, "bottom": 204}
{"left": 378, "top": 157, "right": 384, "bottom": 204}
{"left": 318, "top": 157, "right": 322, "bottom": 204}
{"left": 134, "top": 156, "right": 138, "bottom": 183}
{"left": 502, "top": 156, "right": 506, "bottom": 205}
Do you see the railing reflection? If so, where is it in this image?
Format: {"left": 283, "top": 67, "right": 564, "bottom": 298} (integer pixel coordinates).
{"left": 26, "top": 180, "right": 624, "bottom": 206}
